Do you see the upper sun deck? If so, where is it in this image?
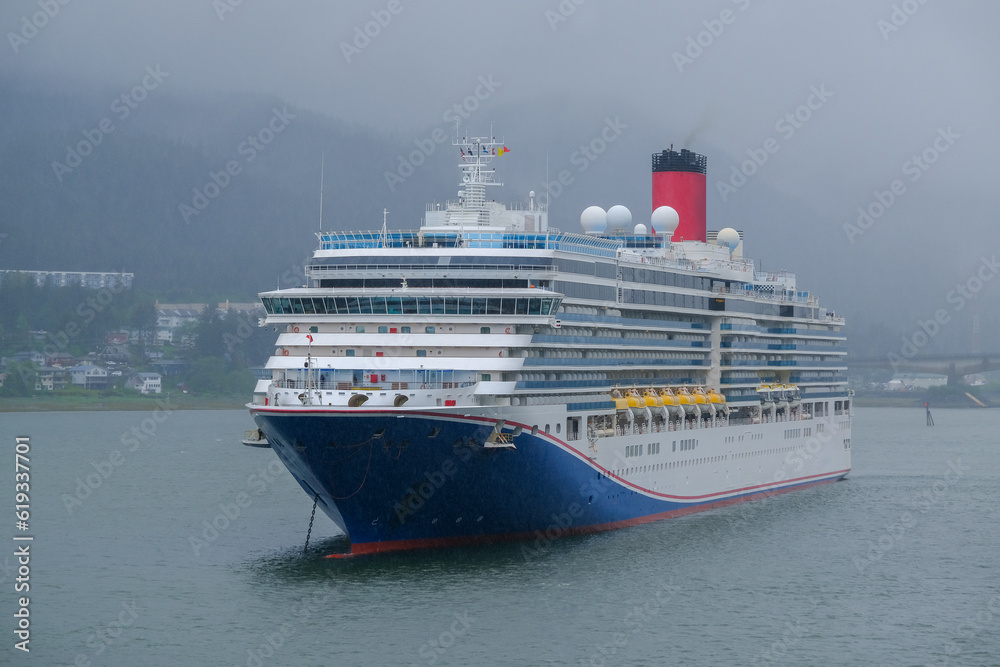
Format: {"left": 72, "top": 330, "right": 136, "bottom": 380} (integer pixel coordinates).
{"left": 316, "top": 229, "right": 623, "bottom": 258}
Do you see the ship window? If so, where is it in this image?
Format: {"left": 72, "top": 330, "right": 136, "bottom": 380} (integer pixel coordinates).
{"left": 528, "top": 298, "right": 541, "bottom": 315}
{"left": 356, "top": 326, "right": 365, "bottom": 333}
{"left": 481, "top": 374, "right": 491, "bottom": 381}
{"left": 416, "top": 350, "right": 427, "bottom": 357}
{"left": 531, "top": 425, "right": 538, "bottom": 435}
{"left": 402, "top": 297, "right": 418, "bottom": 315}
{"left": 541, "top": 299, "right": 552, "bottom": 315}
{"left": 387, "top": 297, "right": 402, "bottom": 314}
{"left": 487, "top": 299, "right": 502, "bottom": 315}
{"left": 459, "top": 297, "right": 472, "bottom": 315}
{"left": 378, "top": 326, "right": 388, "bottom": 333}
{"left": 515, "top": 298, "right": 528, "bottom": 315}
{"left": 371, "top": 297, "right": 388, "bottom": 314}
{"left": 545, "top": 424, "right": 550, "bottom": 433}
{"left": 346, "top": 349, "right": 355, "bottom": 357}
{"left": 401, "top": 326, "right": 411, "bottom": 333}
{"left": 444, "top": 297, "right": 459, "bottom": 315}
{"left": 556, "top": 423, "right": 561, "bottom": 434}
{"left": 473, "top": 298, "right": 487, "bottom": 314}
{"left": 480, "top": 327, "right": 491, "bottom": 334}
{"left": 426, "top": 326, "right": 436, "bottom": 333}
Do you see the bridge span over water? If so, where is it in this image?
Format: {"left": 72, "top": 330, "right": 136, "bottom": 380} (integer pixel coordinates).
{"left": 848, "top": 352, "right": 1000, "bottom": 385}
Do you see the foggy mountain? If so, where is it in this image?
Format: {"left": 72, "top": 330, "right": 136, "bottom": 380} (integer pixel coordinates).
{"left": 0, "top": 73, "right": 996, "bottom": 358}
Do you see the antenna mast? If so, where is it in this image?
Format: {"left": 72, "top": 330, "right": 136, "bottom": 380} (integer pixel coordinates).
{"left": 318, "top": 152, "right": 325, "bottom": 231}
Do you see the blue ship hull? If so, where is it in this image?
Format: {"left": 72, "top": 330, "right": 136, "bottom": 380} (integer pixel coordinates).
{"left": 252, "top": 408, "right": 849, "bottom": 555}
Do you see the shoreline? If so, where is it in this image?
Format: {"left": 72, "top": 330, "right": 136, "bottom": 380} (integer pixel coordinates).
{"left": 0, "top": 394, "right": 248, "bottom": 412}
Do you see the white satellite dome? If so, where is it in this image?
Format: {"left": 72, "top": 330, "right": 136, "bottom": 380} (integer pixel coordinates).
{"left": 651, "top": 206, "right": 680, "bottom": 235}
{"left": 717, "top": 227, "right": 740, "bottom": 251}
{"left": 580, "top": 206, "right": 607, "bottom": 234}
{"left": 633, "top": 223, "right": 647, "bottom": 235}
{"left": 607, "top": 205, "right": 632, "bottom": 232}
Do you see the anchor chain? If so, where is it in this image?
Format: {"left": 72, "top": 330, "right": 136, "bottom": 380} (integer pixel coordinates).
{"left": 303, "top": 494, "right": 318, "bottom": 554}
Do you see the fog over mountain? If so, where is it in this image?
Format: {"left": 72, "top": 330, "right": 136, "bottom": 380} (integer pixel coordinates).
{"left": 1, "top": 0, "right": 998, "bottom": 356}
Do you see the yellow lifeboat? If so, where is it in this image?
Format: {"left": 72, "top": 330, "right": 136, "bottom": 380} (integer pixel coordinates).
{"left": 611, "top": 386, "right": 629, "bottom": 411}
{"left": 676, "top": 387, "right": 694, "bottom": 405}
{"left": 708, "top": 388, "right": 726, "bottom": 404}
{"left": 659, "top": 388, "right": 678, "bottom": 406}
{"left": 643, "top": 389, "right": 664, "bottom": 408}
{"left": 626, "top": 388, "right": 644, "bottom": 409}
{"left": 693, "top": 387, "right": 709, "bottom": 405}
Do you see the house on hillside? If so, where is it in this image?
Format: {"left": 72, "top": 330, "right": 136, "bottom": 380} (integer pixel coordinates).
{"left": 126, "top": 372, "right": 162, "bottom": 394}
{"left": 68, "top": 364, "right": 109, "bottom": 390}
{"left": 100, "top": 344, "right": 130, "bottom": 363}
{"left": 156, "top": 305, "right": 204, "bottom": 345}
{"left": 35, "top": 366, "right": 69, "bottom": 391}
{"left": 46, "top": 351, "right": 77, "bottom": 367}
{"left": 106, "top": 331, "right": 129, "bottom": 345}
{"left": 8, "top": 351, "right": 45, "bottom": 366}
{"left": 155, "top": 301, "right": 265, "bottom": 346}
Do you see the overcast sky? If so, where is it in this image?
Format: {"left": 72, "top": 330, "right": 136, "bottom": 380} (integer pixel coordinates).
{"left": 3, "top": 0, "right": 999, "bottom": 345}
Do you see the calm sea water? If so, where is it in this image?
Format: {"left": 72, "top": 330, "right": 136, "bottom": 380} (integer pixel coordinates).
{"left": 0, "top": 406, "right": 998, "bottom": 666}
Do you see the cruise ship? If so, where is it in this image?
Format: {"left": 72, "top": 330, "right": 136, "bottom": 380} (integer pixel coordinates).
{"left": 247, "top": 136, "right": 852, "bottom": 555}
